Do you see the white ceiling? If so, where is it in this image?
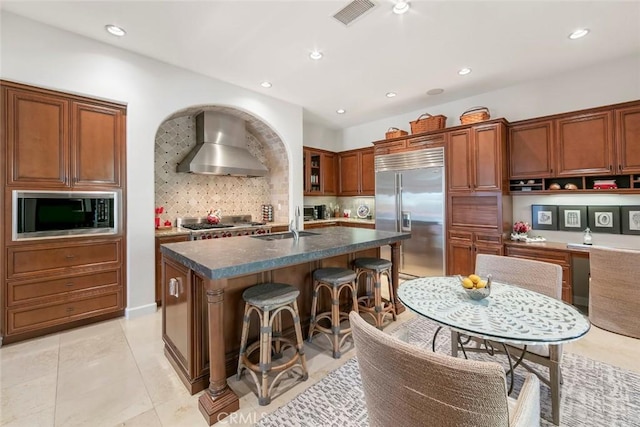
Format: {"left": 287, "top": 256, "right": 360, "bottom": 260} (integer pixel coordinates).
{"left": 2, "top": 1, "right": 639, "bottom": 129}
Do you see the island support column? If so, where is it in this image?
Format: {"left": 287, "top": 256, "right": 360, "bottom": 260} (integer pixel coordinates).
{"left": 390, "top": 241, "right": 405, "bottom": 314}
{"left": 198, "top": 280, "right": 239, "bottom": 424}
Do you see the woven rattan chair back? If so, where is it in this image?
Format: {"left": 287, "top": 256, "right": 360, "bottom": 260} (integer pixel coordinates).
{"left": 350, "top": 312, "right": 540, "bottom": 427}
{"left": 589, "top": 246, "right": 640, "bottom": 339}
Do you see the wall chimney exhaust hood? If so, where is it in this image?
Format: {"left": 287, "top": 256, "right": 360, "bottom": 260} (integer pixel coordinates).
{"left": 176, "top": 111, "right": 268, "bottom": 177}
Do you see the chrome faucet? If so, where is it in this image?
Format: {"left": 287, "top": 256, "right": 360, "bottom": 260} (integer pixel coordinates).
{"left": 290, "top": 206, "right": 300, "bottom": 241}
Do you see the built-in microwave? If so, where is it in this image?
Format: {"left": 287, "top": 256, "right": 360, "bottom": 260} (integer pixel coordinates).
{"left": 12, "top": 190, "right": 120, "bottom": 240}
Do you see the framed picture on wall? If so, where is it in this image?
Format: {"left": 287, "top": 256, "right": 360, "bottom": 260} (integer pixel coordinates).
{"left": 531, "top": 205, "right": 558, "bottom": 230}
{"left": 558, "top": 206, "right": 587, "bottom": 231}
{"left": 587, "top": 206, "right": 621, "bottom": 234}
{"left": 621, "top": 206, "right": 640, "bottom": 235}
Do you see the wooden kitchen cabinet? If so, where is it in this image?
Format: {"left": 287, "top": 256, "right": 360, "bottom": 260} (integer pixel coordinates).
{"left": 447, "top": 230, "right": 503, "bottom": 276}
{"left": 508, "top": 120, "right": 555, "bottom": 179}
{"left": 1, "top": 80, "right": 127, "bottom": 344}
{"left": 303, "top": 147, "right": 336, "bottom": 196}
{"left": 338, "top": 147, "right": 374, "bottom": 196}
{"left": 504, "top": 244, "right": 573, "bottom": 304}
{"left": 615, "top": 104, "right": 640, "bottom": 174}
{"left": 555, "top": 111, "right": 614, "bottom": 177}
{"left": 156, "top": 234, "right": 190, "bottom": 305}
{"left": 2, "top": 81, "right": 126, "bottom": 189}
{"left": 447, "top": 121, "right": 507, "bottom": 192}
{"left": 3, "top": 238, "right": 125, "bottom": 340}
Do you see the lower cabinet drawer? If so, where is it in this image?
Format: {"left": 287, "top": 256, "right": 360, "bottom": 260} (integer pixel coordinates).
{"left": 7, "top": 269, "right": 120, "bottom": 306}
{"left": 6, "top": 290, "right": 122, "bottom": 334}
{"left": 8, "top": 240, "right": 121, "bottom": 278}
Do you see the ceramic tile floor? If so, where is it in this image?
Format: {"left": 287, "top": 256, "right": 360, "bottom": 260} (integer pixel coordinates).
{"left": 1, "top": 308, "right": 639, "bottom": 427}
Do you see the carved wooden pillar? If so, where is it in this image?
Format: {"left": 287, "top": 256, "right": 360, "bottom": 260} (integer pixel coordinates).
{"left": 198, "top": 281, "right": 239, "bottom": 424}
{"left": 390, "top": 241, "right": 405, "bottom": 314}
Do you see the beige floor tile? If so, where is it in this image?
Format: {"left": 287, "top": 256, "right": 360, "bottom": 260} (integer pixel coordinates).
{"left": 115, "top": 408, "right": 162, "bottom": 427}
{"left": 0, "top": 406, "right": 55, "bottom": 427}
{"left": 0, "top": 341, "right": 59, "bottom": 389}
{"left": 58, "top": 328, "right": 131, "bottom": 372}
{"left": 153, "top": 392, "right": 211, "bottom": 427}
{"left": 54, "top": 365, "right": 152, "bottom": 427}
{"left": 137, "top": 357, "right": 192, "bottom": 406}
{"left": 0, "top": 373, "right": 57, "bottom": 425}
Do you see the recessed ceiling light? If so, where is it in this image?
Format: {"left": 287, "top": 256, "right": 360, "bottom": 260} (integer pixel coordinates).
{"left": 569, "top": 28, "right": 590, "bottom": 40}
{"left": 260, "top": 81, "right": 272, "bottom": 88}
{"left": 386, "top": 92, "right": 397, "bottom": 98}
{"left": 458, "top": 67, "right": 472, "bottom": 76}
{"left": 105, "top": 24, "right": 126, "bottom": 37}
{"left": 427, "top": 88, "right": 444, "bottom": 95}
{"left": 336, "top": 109, "right": 346, "bottom": 114}
{"left": 309, "top": 51, "right": 323, "bottom": 60}
{"left": 393, "top": 1, "right": 410, "bottom": 14}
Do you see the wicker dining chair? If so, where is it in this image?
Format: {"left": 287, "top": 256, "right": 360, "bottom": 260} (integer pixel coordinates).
{"left": 589, "top": 246, "right": 640, "bottom": 339}
{"left": 350, "top": 312, "right": 540, "bottom": 427}
{"left": 472, "top": 254, "right": 563, "bottom": 425}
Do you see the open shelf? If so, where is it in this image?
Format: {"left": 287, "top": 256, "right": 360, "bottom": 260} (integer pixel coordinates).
{"left": 509, "top": 174, "right": 640, "bottom": 194}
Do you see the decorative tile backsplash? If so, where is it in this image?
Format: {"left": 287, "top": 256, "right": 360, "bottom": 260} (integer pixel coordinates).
{"left": 155, "top": 109, "right": 289, "bottom": 224}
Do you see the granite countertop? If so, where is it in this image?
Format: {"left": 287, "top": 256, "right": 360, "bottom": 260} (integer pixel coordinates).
{"left": 303, "top": 218, "right": 375, "bottom": 226}
{"left": 155, "top": 227, "right": 191, "bottom": 238}
{"left": 160, "top": 226, "right": 409, "bottom": 280}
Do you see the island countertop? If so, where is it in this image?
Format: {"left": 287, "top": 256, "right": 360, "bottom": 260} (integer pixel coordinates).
{"left": 160, "top": 226, "right": 411, "bottom": 280}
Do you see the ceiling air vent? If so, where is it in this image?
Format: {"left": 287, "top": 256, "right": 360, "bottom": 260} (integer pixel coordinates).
{"left": 333, "top": 0, "right": 376, "bottom": 26}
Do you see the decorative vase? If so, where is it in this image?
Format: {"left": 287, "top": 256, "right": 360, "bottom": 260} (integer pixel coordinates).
{"left": 511, "top": 232, "right": 528, "bottom": 241}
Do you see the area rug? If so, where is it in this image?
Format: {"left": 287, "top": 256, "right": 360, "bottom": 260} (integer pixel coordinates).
{"left": 256, "top": 317, "right": 640, "bottom": 427}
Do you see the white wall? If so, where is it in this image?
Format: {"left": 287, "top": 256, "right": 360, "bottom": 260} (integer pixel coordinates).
{"left": 302, "top": 121, "right": 340, "bottom": 152}
{"left": 341, "top": 54, "right": 640, "bottom": 150}
{"left": 0, "top": 12, "right": 304, "bottom": 317}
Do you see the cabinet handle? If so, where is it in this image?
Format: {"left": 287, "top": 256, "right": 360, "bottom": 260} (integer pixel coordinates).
{"left": 169, "top": 278, "right": 181, "bottom": 297}
{"left": 550, "top": 168, "right": 553, "bottom": 174}
{"left": 619, "top": 164, "right": 622, "bottom": 171}
{"left": 609, "top": 165, "right": 612, "bottom": 171}
{"left": 66, "top": 307, "right": 74, "bottom": 312}
{"left": 65, "top": 282, "right": 74, "bottom": 287}
{"left": 65, "top": 254, "right": 75, "bottom": 259}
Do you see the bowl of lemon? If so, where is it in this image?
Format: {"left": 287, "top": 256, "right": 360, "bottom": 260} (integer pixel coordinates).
{"left": 458, "top": 274, "right": 492, "bottom": 300}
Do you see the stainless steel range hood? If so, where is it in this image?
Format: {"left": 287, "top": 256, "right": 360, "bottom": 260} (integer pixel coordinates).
{"left": 176, "top": 111, "right": 268, "bottom": 177}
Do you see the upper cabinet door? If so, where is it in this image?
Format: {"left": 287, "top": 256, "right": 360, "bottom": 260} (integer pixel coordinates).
{"left": 338, "top": 151, "right": 360, "bottom": 195}
{"left": 508, "top": 120, "right": 554, "bottom": 179}
{"left": 72, "top": 102, "right": 124, "bottom": 188}
{"left": 322, "top": 152, "right": 337, "bottom": 195}
{"left": 615, "top": 105, "right": 640, "bottom": 174}
{"left": 360, "top": 148, "right": 375, "bottom": 195}
{"left": 4, "top": 87, "right": 70, "bottom": 187}
{"left": 473, "top": 123, "right": 503, "bottom": 191}
{"left": 447, "top": 129, "right": 472, "bottom": 192}
{"left": 555, "top": 111, "right": 614, "bottom": 176}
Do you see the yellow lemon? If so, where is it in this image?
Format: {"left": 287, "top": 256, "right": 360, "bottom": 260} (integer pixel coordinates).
{"left": 476, "top": 280, "right": 487, "bottom": 289}
{"left": 462, "top": 278, "right": 474, "bottom": 289}
{"left": 468, "top": 274, "right": 481, "bottom": 284}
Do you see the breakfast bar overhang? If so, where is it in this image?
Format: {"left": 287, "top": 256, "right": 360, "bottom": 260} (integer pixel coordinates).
{"left": 160, "top": 226, "right": 410, "bottom": 424}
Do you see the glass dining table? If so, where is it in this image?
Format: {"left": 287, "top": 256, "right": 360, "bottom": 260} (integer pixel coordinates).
{"left": 397, "top": 276, "right": 591, "bottom": 392}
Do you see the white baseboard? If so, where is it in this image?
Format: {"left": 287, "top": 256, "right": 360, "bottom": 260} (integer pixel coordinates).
{"left": 573, "top": 296, "right": 589, "bottom": 307}
{"left": 125, "top": 302, "right": 158, "bottom": 319}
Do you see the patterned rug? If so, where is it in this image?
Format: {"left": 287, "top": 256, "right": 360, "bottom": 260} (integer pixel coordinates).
{"left": 256, "top": 317, "right": 640, "bottom": 427}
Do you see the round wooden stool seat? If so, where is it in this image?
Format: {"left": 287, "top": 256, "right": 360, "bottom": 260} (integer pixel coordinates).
{"left": 354, "top": 257, "right": 397, "bottom": 329}
{"left": 237, "top": 282, "right": 308, "bottom": 406}
{"left": 308, "top": 267, "right": 358, "bottom": 358}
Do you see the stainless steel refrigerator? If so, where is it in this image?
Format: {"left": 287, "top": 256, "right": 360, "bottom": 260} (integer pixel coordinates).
{"left": 375, "top": 147, "right": 445, "bottom": 278}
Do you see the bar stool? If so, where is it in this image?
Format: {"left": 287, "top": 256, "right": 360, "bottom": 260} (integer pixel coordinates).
{"left": 236, "top": 283, "right": 308, "bottom": 405}
{"left": 353, "top": 257, "right": 397, "bottom": 329}
{"left": 308, "top": 267, "right": 358, "bottom": 358}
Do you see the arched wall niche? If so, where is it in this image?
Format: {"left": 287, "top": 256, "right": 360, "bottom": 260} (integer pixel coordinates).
{"left": 154, "top": 105, "right": 289, "bottom": 224}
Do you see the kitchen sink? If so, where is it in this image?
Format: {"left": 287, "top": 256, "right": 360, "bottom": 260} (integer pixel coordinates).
{"left": 251, "top": 231, "right": 319, "bottom": 241}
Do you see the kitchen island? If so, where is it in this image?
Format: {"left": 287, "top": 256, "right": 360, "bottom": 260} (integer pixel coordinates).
{"left": 160, "top": 226, "right": 410, "bottom": 424}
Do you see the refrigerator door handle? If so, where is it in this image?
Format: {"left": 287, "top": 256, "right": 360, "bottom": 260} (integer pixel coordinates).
{"left": 395, "top": 173, "right": 402, "bottom": 232}
{"left": 401, "top": 211, "right": 411, "bottom": 232}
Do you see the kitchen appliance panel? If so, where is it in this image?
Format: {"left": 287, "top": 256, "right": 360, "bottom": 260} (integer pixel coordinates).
{"left": 375, "top": 148, "right": 445, "bottom": 277}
